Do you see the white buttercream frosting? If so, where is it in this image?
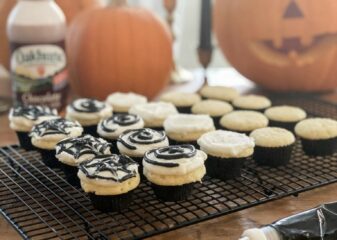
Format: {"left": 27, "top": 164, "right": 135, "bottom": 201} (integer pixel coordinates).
{"left": 160, "top": 91, "right": 201, "bottom": 107}
{"left": 164, "top": 114, "right": 215, "bottom": 132}
{"left": 106, "top": 92, "right": 148, "bottom": 112}
{"left": 129, "top": 102, "right": 178, "bottom": 127}
{"left": 198, "top": 130, "right": 255, "bottom": 158}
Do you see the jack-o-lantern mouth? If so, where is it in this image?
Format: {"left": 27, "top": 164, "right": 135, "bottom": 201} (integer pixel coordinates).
{"left": 250, "top": 33, "right": 337, "bottom": 66}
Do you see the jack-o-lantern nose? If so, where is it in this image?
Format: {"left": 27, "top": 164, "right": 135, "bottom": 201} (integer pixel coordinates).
{"left": 283, "top": 0, "right": 303, "bottom": 19}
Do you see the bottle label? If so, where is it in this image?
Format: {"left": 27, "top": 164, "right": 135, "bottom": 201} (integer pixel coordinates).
{"left": 10, "top": 43, "right": 68, "bottom": 109}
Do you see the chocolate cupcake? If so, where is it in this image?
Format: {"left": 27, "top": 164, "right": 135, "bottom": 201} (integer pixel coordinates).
{"left": 30, "top": 118, "right": 83, "bottom": 168}
{"left": 191, "top": 100, "right": 233, "bottom": 128}
{"left": 56, "top": 135, "right": 112, "bottom": 186}
{"left": 78, "top": 155, "right": 140, "bottom": 212}
{"left": 198, "top": 130, "right": 255, "bottom": 180}
{"left": 160, "top": 91, "right": 201, "bottom": 113}
{"left": 265, "top": 105, "right": 307, "bottom": 132}
{"left": 117, "top": 128, "right": 169, "bottom": 169}
{"left": 66, "top": 98, "right": 112, "bottom": 137}
{"left": 220, "top": 111, "right": 269, "bottom": 135}
{"left": 106, "top": 92, "right": 148, "bottom": 113}
{"left": 129, "top": 102, "right": 178, "bottom": 131}
{"left": 143, "top": 145, "right": 207, "bottom": 201}
{"left": 97, "top": 113, "right": 144, "bottom": 153}
{"left": 250, "top": 127, "right": 295, "bottom": 167}
{"left": 232, "top": 95, "right": 271, "bottom": 112}
{"left": 8, "top": 105, "right": 58, "bottom": 150}
{"left": 199, "top": 86, "right": 240, "bottom": 102}
{"left": 295, "top": 118, "right": 337, "bottom": 156}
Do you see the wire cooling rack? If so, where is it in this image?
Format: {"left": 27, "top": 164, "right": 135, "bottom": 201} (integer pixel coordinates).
{"left": 0, "top": 94, "right": 337, "bottom": 240}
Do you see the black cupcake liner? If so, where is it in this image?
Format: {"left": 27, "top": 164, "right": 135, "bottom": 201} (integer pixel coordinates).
{"left": 219, "top": 127, "right": 252, "bottom": 136}
{"left": 300, "top": 137, "right": 337, "bottom": 156}
{"left": 205, "top": 155, "right": 246, "bottom": 180}
{"left": 149, "top": 127, "right": 164, "bottom": 131}
{"left": 234, "top": 106, "right": 267, "bottom": 113}
{"left": 83, "top": 125, "right": 99, "bottom": 137}
{"left": 168, "top": 138, "right": 199, "bottom": 149}
{"left": 130, "top": 156, "right": 145, "bottom": 180}
{"left": 212, "top": 116, "right": 222, "bottom": 129}
{"left": 151, "top": 182, "right": 195, "bottom": 202}
{"left": 39, "top": 149, "right": 62, "bottom": 168}
{"left": 268, "top": 120, "right": 298, "bottom": 133}
{"left": 176, "top": 106, "right": 192, "bottom": 114}
{"left": 60, "top": 162, "right": 80, "bottom": 187}
{"left": 253, "top": 144, "right": 294, "bottom": 167}
{"left": 88, "top": 191, "right": 134, "bottom": 212}
{"left": 16, "top": 131, "right": 34, "bottom": 151}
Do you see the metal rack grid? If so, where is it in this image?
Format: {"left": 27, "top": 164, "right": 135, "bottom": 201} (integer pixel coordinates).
{"left": 0, "top": 95, "right": 337, "bottom": 240}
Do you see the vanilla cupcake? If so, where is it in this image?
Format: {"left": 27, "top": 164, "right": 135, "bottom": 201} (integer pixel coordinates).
{"left": 30, "top": 118, "right": 83, "bottom": 168}
{"left": 66, "top": 98, "right": 112, "bottom": 137}
{"left": 198, "top": 130, "right": 254, "bottom": 180}
{"left": 8, "top": 105, "right": 58, "bottom": 150}
{"left": 199, "top": 86, "right": 240, "bottom": 102}
{"left": 97, "top": 113, "right": 144, "bottom": 153}
{"left": 106, "top": 92, "right": 148, "bottom": 113}
{"left": 56, "top": 135, "right": 112, "bottom": 186}
{"left": 78, "top": 155, "right": 140, "bottom": 212}
{"left": 250, "top": 127, "right": 295, "bottom": 167}
{"left": 160, "top": 91, "right": 201, "bottom": 113}
{"left": 220, "top": 111, "right": 269, "bottom": 135}
{"left": 192, "top": 100, "right": 233, "bottom": 128}
{"left": 295, "top": 118, "right": 337, "bottom": 156}
{"left": 265, "top": 105, "right": 307, "bottom": 132}
{"left": 129, "top": 102, "right": 178, "bottom": 130}
{"left": 164, "top": 114, "right": 215, "bottom": 146}
{"left": 232, "top": 95, "right": 272, "bottom": 112}
{"left": 143, "top": 145, "right": 207, "bottom": 201}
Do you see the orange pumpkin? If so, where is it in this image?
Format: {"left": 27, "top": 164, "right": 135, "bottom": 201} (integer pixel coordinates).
{"left": 214, "top": 0, "right": 337, "bottom": 92}
{"left": 0, "top": 0, "right": 102, "bottom": 69}
{"left": 66, "top": 4, "right": 173, "bottom": 99}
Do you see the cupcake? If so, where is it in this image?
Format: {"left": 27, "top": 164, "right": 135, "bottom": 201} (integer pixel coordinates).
{"left": 106, "top": 92, "right": 147, "bottom": 113}
{"left": 8, "top": 105, "right": 58, "bottom": 150}
{"left": 129, "top": 102, "right": 178, "bottom": 131}
{"left": 30, "top": 118, "right": 83, "bottom": 168}
{"left": 55, "top": 135, "right": 112, "bottom": 186}
{"left": 250, "top": 127, "right": 295, "bottom": 167}
{"left": 160, "top": 91, "right": 201, "bottom": 113}
{"left": 198, "top": 130, "right": 254, "bottom": 180}
{"left": 199, "top": 85, "right": 239, "bottom": 102}
{"left": 232, "top": 95, "right": 272, "bottom": 112}
{"left": 117, "top": 128, "right": 169, "bottom": 168}
{"left": 220, "top": 111, "right": 269, "bottom": 135}
{"left": 78, "top": 154, "right": 140, "bottom": 212}
{"left": 164, "top": 114, "right": 215, "bottom": 146}
{"left": 191, "top": 100, "right": 233, "bottom": 128}
{"left": 97, "top": 113, "right": 144, "bottom": 153}
{"left": 143, "top": 145, "right": 207, "bottom": 201}
{"left": 265, "top": 105, "right": 307, "bottom": 132}
{"left": 295, "top": 118, "right": 337, "bottom": 156}
{"left": 66, "top": 98, "right": 112, "bottom": 137}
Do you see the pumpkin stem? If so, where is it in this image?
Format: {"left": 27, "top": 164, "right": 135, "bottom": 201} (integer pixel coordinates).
{"left": 110, "top": 0, "right": 127, "bottom": 7}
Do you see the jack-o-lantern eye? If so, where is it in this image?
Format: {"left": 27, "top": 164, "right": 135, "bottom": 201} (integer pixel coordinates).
{"left": 283, "top": 0, "right": 303, "bottom": 19}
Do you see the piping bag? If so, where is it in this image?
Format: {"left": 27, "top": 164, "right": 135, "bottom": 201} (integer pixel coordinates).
{"left": 239, "top": 202, "right": 337, "bottom": 240}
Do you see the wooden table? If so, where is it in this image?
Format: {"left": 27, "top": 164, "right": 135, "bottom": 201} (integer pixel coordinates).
{"left": 1, "top": 68, "right": 337, "bottom": 240}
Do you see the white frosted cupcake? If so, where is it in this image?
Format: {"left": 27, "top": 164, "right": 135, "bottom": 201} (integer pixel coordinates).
{"left": 106, "top": 92, "right": 148, "bottom": 113}
{"left": 129, "top": 102, "right": 178, "bottom": 130}
{"left": 198, "top": 130, "right": 255, "bottom": 180}
{"left": 30, "top": 118, "right": 83, "bottom": 168}
{"left": 8, "top": 105, "right": 59, "bottom": 150}
{"left": 78, "top": 154, "right": 140, "bottom": 212}
{"left": 199, "top": 86, "right": 240, "bottom": 102}
{"left": 164, "top": 114, "right": 215, "bottom": 146}
{"left": 66, "top": 98, "right": 113, "bottom": 137}
{"left": 143, "top": 145, "right": 207, "bottom": 201}
{"left": 232, "top": 95, "right": 272, "bottom": 112}
{"left": 160, "top": 91, "right": 201, "bottom": 113}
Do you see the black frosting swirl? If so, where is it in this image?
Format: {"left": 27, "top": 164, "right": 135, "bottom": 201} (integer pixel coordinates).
{"left": 79, "top": 155, "right": 138, "bottom": 182}
{"left": 117, "top": 128, "right": 167, "bottom": 150}
{"left": 11, "top": 105, "right": 57, "bottom": 121}
{"left": 144, "top": 145, "right": 196, "bottom": 168}
{"left": 70, "top": 98, "right": 106, "bottom": 113}
{"left": 56, "top": 135, "right": 111, "bottom": 159}
{"left": 30, "top": 118, "right": 82, "bottom": 137}
{"left": 100, "top": 114, "right": 141, "bottom": 133}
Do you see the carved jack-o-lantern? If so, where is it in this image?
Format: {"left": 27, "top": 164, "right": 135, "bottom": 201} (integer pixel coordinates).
{"left": 214, "top": 0, "right": 337, "bottom": 91}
